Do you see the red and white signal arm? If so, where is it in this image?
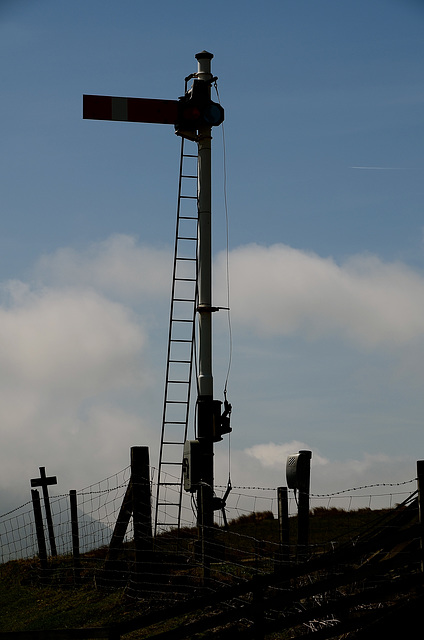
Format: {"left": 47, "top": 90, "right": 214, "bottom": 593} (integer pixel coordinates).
{"left": 83, "top": 95, "right": 179, "bottom": 125}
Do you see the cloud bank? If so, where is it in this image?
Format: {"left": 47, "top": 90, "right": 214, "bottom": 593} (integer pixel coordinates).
{"left": 215, "top": 243, "right": 424, "bottom": 347}
{"left": 0, "top": 238, "right": 162, "bottom": 511}
{"left": 1, "top": 235, "right": 424, "bottom": 513}
{"left": 34, "top": 234, "right": 172, "bottom": 300}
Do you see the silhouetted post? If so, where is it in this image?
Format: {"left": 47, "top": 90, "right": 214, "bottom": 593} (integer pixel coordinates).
{"left": 30, "top": 467, "right": 58, "bottom": 557}
{"left": 298, "top": 489, "right": 310, "bottom": 546}
{"left": 195, "top": 50, "right": 215, "bottom": 584}
{"left": 70, "top": 490, "right": 81, "bottom": 582}
{"left": 102, "top": 478, "right": 133, "bottom": 587}
{"left": 297, "top": 452, "right": 312, "bottom": 554}
{"left": 131, "top": 446, "right": 152, "bottom": 588}
{"left": 107, "top": 483, "right": 133, "bottom": 558}
{"left": 417, "top": 460, "right": 424, "bottom": 572}
{"left": 82, "top": 51, "right": 228, "bottom": 574}
{"left": 277, "top": 486, "right": 290, "bottom": 567}
{"left": 31, "top": 489, "right": 48, "bottom": 572}
{"left": 252, "top": 577, "right": 265, "bottom": 640}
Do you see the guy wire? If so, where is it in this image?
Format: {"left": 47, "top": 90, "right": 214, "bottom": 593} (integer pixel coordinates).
{"left": 214, "top": 81, "right": 233, "bottom": 397}
{"left": 214, "top": 81, "right": 233, "bottom": 489}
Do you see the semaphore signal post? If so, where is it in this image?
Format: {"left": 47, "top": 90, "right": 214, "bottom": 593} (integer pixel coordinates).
{"left": 83, "top": 51, "right": 231, "bottom": 573}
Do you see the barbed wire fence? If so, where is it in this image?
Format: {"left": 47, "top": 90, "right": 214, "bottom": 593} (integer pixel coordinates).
{"left": 0, "top": 462, "right": 419, "bottom": 599}
{"left": 155, "top": 467, "right": 417, "bottom": 531}
{"left": 1, "top": 465, "right": 422, "bottom": 640}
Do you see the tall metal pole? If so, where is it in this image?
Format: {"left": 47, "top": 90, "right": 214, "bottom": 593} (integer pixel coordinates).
{"left": 82, "top": 54, "right": 225, "bottom": 543}
{"left": 197, "top": 50, "right": 213, "bottom": 402}
{"left": 195, "top": 51, "right": 215, "bottom": 572}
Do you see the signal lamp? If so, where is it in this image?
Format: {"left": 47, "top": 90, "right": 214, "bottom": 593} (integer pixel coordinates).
{"left": 175, "top": 79, "right": 224, "bottom": 133}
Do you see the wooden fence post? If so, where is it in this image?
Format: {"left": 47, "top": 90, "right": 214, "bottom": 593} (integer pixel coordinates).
{"left": 297, "top": 450, "right": 312, "bottom": 560}
{"left": 131, "top": 446, "right": 152, "bottom": 590}
{"left": 298, "top": 489, "right": 310, "bottom": 550}
{"left": 101, "top": 481, "right": 133, "bottom": 587}
{"left": 252, "top": 577, "right": 265, "bottom": 640}
{"left": 31, "top": 489, "right": 48, "bottom": 573}
{"left": 70, "top": 490, "right": 81, "bottom": 583}
{"left": 417, "top": 460, "right": 424, "bottom": 572}
{"left": 277, "top": 486, "right": 290, "bottom": 569}
{"left": 101, "top": 446, "right": 152, "bottom": 591}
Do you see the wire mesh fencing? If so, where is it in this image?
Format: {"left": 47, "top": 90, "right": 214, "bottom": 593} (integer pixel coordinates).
{"left": 1, "top": 464, "right": 422, "bottom": 640}
{"left": 0, "top": 466, "right": 131, "bottom": 564}
{"left": 0, "top": 464, "right": 420, "bottom": 602}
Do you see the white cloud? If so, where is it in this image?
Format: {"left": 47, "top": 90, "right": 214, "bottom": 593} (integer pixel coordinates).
{"left": 214, "top": 244, "right": 424, "bottom": 347}
{"left": 0, "top": 284, "right": 145, "bottom": 394}
{"left": 34, "top": 234, "right": 172, "bottom": 300}
{"left": 245, "top": 441, "right": 328, "bottom": 467}
{"left": 236, "top": 442, "right": 414, "bottom": 500}
{"left": 243, "top": 441, "right": 404, "bottom": 482}
{"left": 0, "top": 254, "right": 157, "bottom": 512}
{"left": 1, "top": 235, "right": 423, "bottom": 516}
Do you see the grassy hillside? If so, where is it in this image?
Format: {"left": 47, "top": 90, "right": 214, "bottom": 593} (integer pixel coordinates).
{"left": 0, "top": 507, "right": 406, "bottom": 635}
{"left": 1, "top": 560, "right": 122, "bottom": 632}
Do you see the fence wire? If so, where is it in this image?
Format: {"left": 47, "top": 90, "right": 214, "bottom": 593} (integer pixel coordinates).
{"left": 0, "top": 467, "right": 420, "bottom": 603}
{"left": 0, "top": 466, "right": 131, "bottom": 564}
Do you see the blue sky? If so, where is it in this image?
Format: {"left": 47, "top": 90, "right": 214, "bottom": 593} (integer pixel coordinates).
{"left": 1, "top": 0, "right": 424, "bottom": 516}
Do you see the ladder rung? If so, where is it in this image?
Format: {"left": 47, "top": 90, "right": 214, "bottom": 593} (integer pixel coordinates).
{"left": 165, "top": 402, "right": 189, "bottom": 408}
{"left": 169, "top": 358, "right": 191, "bottom": 363}
{"left": 180, "top": 195, "right": 197, "bottom": 199}
{"left": 179, "top": 215, "right": 198, "bottom": 220}
{"left": 167, "top": 380, "right": 189, "bottom": 384}
{"left": 174, "top": 298, "right": 195, "bottom": 302}
{"left": 181, "top": 174, "right": 197, "bottom": 179}
{"left": 177, "top": 236, "right": 196, "bottom": 241}
{"left": 161, "top": 462, "right": 183, "bottom": 467}
{"left": 175, "top": 277, "right": 196, "bottom": 282}
{"left": 156, "top": 504, "right": 181, "bottom": 509}
{"left": 170, "top": 339, "right": 192, "bottom": 343}
{"left": 176, "top": 257, "right": 196, "bottom": 261}
{"left": 183, "top": 153, "right": 197, "bottom": 158}
{"left": 157, "top": 482, "right": 181, "bottom": 487}
{"left": 163, "top": 441, "right": 185, "bottom": 445}
{"left": 164, "top": 421, "right": 187, "bottom": 425}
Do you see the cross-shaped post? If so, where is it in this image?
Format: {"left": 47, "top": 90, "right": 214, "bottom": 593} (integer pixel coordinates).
{"left": 31, "top": 467, "right": 58, "bottom": 557}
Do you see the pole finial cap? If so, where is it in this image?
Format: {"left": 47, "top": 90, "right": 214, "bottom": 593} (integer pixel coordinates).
{"left": 195, "top": 50, "right": 214, "bottom": 60}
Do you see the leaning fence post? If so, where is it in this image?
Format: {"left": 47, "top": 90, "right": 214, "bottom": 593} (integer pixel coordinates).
{"left": 31, "top": 489, "right": 48, "bottom": 573}
{"left": 70, "top": 489, "right": 81, "bottom": 583}
{"left": 101, "top": 478, "right": 133, "bottom": 588}
{"left": 417, "top": 460, "right": 424, "bottom": 572}
{"left": 130, "top": 446, "right": 152, "bottom": 590}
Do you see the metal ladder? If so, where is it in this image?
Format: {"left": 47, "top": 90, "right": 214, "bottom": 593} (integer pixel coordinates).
{"left": 154, "top": 138, "right": 198, "bottom": 536}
